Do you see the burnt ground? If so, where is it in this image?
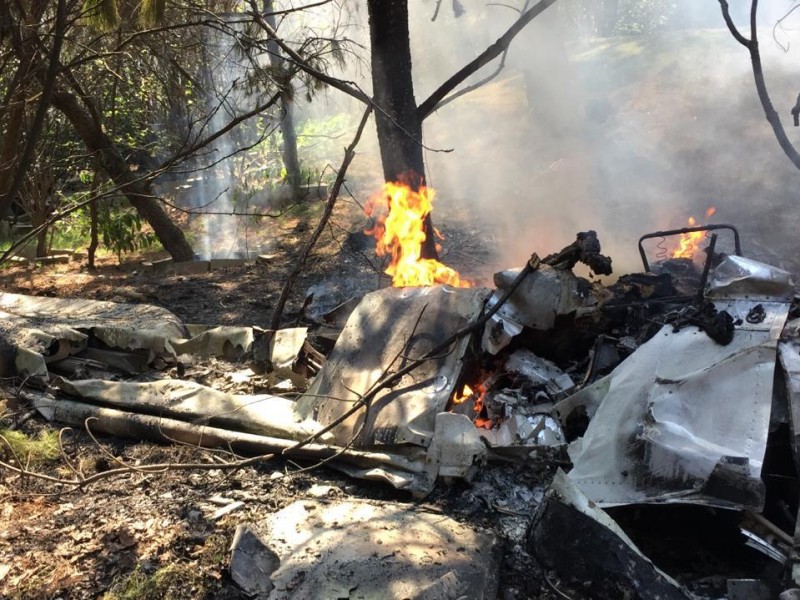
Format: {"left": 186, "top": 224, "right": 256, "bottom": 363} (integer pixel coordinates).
{"left": 0, "top": 198, "right": 576, "bottom": 599}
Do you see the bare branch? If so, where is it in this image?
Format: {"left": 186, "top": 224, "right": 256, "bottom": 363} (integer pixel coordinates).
{"left": 771, "top": 3, "right": 800, "bottom": 52}
{"left": 718, "top": 0, "right": 751, "bottom": 48}
{"left": 721, "top": 0, "right": 800, "bottom": 170}
{"left": 268, "top": 105, "right": 374, "bottom": 331}
{"left": 418, "top": 0, "right": 557, "bottom": 120}
{"left": 246, "top": 1, "right": 371, "bottom": 105}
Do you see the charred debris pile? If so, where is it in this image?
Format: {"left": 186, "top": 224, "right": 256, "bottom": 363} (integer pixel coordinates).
{"left": 5, "top": 225, "right": 800, "bottom": 598}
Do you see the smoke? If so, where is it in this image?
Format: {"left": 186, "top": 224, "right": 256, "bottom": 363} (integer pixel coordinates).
{"left": 163, "top": 0, "right": 800, "bottom": 276}
{"left": 390, "top": 0, "right": 800, "bottom": 278}
{"left": 188, "top": 27, "right": 252, "bottom": 260}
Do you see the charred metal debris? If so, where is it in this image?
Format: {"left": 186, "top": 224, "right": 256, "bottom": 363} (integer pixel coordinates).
{"left": 7, "top": 225, "right": 800, "bottom": 598}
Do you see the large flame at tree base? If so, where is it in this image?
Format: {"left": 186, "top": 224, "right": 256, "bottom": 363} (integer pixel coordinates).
{"left": 365, "top": 182, "right": 471, "bottom": 288}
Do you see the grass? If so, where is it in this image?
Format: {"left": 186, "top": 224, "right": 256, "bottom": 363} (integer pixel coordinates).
{"left": 102, "top": 564, "right": 197, "bottom": 600}
{"left": 102, "top": 535, "right": 230, "bottom": 600}
{"left": 0, "top": 428, "right": 61, "bottom": 466}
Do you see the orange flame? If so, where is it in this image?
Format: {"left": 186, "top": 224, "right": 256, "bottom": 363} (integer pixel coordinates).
{"left": 671, "top": 207, "right": 716, "bottom": 259}
{"left": 365, "top": 182, "right": 471, "bottom": 287}
{"left": 452, "top": 381, "right": 492, "bottom": 429}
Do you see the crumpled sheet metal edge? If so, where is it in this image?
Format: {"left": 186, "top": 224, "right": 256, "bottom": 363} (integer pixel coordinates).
{"left": 297, "top": 285, "right": 490, "bottom": 448}
{"left": 565, "top": 291, "right": 790, "bottom": 509}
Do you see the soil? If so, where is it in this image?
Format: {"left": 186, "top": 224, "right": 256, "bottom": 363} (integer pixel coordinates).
{"left": 0, "top": 198, "right": 573, "bottom": 599}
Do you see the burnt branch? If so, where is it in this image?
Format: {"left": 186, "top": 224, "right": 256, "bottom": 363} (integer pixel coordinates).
{"left": 720, "top": 0, "right": 800, "bottom": 171}
{"left": 718, "top": 0, "right": 751, "bottom": 48}
{"left": 417, "top": 0, "right": 557, "bottom": 120}
{"left": 542, "top": 230, "right": 613, "bottom": 275}
{"left": 268, "top": 105, "right": 374, "bottom": 332}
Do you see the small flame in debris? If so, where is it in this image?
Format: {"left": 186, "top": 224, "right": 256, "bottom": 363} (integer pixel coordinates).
{"left": 453, "top": 383, "right": 474, "bottom": 404}
{"left": 365, "top": 182, "right": 471, "bottom": 288}
{"left": 452, "top": 381, "right": 492, "bottom": 429}
{"left": 671, "top": 207, "right": 716, "bottom": 259}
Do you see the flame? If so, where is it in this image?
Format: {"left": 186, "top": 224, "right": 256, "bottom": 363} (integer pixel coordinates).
{"left": 671, "top": 207, "right": 716, "bottom": 259}
{"left": 365, "top": 182, "right": 471, "bottom": 287}
{"left": 451, "top": 381, "right": 492, "bottom": 429}
{"left": 453, "top": 383, "right": 474, "bottom": 405}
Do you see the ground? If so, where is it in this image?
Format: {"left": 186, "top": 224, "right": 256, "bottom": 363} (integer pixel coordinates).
{"left": 6, "top": 27, "right": 800, "bottom": 598}
{"left": 0, "top": 197, "right": 571, "bottom": 599}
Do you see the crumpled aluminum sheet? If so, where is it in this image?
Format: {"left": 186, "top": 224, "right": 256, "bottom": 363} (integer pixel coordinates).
{"left": 777, "top": 319, "right": 800, "bottom": 474}
{"left": 565, "top": 255, "right": 793, "bottom": 509}
{"left": 295, "top": 285, "right": 490, "bottom": 449}
{"left": 0, "top": 292, "right": 186, "bottom": 337}
{"left": 172, "top": 325, "right": 256, "bottom": 359}
{"left": 54, "top": 378, "right": 326, "bottom": 442}
{"left": 0, "top": 292, "right": 187, "bottom": 380}
{"left": 481, "top": 265, "right": 607, "bottom": 354}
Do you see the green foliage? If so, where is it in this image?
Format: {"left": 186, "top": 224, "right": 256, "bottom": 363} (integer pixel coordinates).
{"left": 0, "top": 428, "right": 61, "bottom": 466}
{"left": 102, "top": 535, "right": 228, "bottom": 600}
{"left": 49, "top": 201, "right": 91, "bottom": 250}
{"left": 99, "top": 201, "right": 157, "bottom": 262}
{"left": 615, "top": 0, "right": 677, "bottom": 34}
{"left": 82, "top": 0, "right": 120, "bottom": 30}
{"left": 566, "top": 0, "right": 678, "bottom": 37}
{"left": 47, "top": 194, "right": 160, "bottom": 261}
{"left": 102, "top": 564, "right": 197, "bottom": 600}
{"left": 139, "top": 0, "right": 167, "bottom": 28}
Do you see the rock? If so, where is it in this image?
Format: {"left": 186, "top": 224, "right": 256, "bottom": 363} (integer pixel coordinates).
{"left": 229, "top": 524, "right": 280, "bottom": 598}
{"left": 244, "top": 498, "right": 501, "bottom": 599}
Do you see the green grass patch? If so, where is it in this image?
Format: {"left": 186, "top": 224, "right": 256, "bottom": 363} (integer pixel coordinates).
{"left": 102, "top": 535, "right": 229, "bottom": 600}
{"left": 0, "top": 428, "right": 61, "bottom": 465}
{"left": 102, "top": 564, "right": 200, "bottom": 600}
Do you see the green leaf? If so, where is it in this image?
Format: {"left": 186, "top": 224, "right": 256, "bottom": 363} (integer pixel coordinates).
{"left": 139, "top": 0, "right": 167, "bottom": 28}
{"left": 82, "top": 0, "right": 119, "bottom": 30}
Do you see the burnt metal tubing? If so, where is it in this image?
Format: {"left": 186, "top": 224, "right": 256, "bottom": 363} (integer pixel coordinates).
{"left": 638, "top": 224, "right": 741, "bottom": 272}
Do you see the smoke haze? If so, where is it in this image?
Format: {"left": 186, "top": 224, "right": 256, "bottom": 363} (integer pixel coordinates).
{"left": 353, "top": 0, "right": 800, "bottom": 278}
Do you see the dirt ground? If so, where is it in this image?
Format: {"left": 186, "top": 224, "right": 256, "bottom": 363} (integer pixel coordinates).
{"left": 0, "top": 198, "right": 573, "bottom": 599}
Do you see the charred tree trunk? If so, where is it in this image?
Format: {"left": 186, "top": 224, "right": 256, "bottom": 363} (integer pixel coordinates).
{"left": 51, "top": 91, "right": 195, "bottom": 262}
{"left": 367, "top": 0, "right": 438, "bottom": 260}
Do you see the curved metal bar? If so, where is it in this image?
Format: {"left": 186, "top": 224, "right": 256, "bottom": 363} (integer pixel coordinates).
{"left": 638, "top": 224, "right": 741, "bottom": 272}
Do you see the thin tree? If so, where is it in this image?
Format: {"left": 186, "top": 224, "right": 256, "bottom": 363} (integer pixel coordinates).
{"left": 718, "top": 0, "right": 800, "bottom": 169}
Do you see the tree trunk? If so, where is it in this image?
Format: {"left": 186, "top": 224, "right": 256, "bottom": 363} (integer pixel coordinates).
{"left": 264, "top": 1, "right": 302, "bottom": 194}
{"left": 0, "top": 0, "right": 66, "bottom": 218}
{"left": 367, "top": 0, "right": 437, "bottom": 260}
{"left": 51, "top": 91, "right": 195, "bottom": 262}
{"left": 279, "top": 98, "right": 301, "bottom": 190}
{"left": 600, "top": 0, "right": 620, "bottom": 36}
{"left": 87, "top": 164, "right": 100, "bottom": 269}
